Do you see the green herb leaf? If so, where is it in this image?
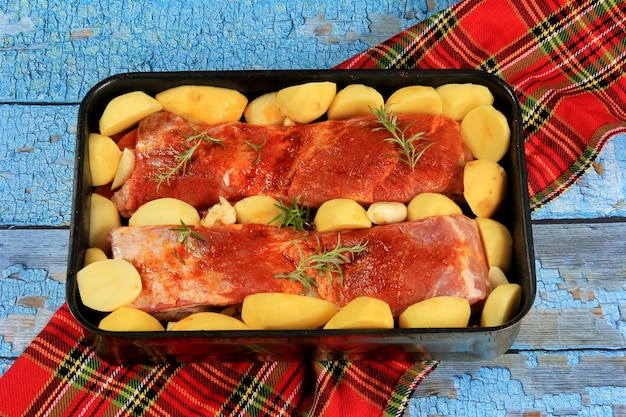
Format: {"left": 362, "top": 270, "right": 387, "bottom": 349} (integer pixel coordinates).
{"left": 269, "top": 196, "right": 312, "bottom": 231}
{"left": 368, "top": 105, "right": 434, "bottom": 171}
{"left": 169, "top": 219, "right": 207, "bottom": 246}
{"left": 274, "top": 235, "right": 368, "bottom": 296}
{"left": 154, "top": 121, "right": 226, "bottom": 189}
{"left": 244, "top": 134, "right": 267, "bottom": 166}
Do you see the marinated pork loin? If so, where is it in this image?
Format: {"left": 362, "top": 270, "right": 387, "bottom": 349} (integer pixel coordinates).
{"left": 109, "top": 215, "right": 490, "bottom": 318}
{"left": 111, "top": 111, "right": 467, "bottom": 217}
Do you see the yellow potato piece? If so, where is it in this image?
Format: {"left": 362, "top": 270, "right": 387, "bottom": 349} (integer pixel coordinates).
{"left": 366, "top": 202, "right": 407, "bottom": 225}
{"left": 156, "top": 85, "right": 248, "bottom": 125}
{"left": 88, "top": 133, "right": 122, "bottom": 187}
{"left": 168, "top": 312, "right": 250, "bottom": 331}
{"left": 399, "top": 296, "right": 471, "bottom": 328}
{"left": 314, "top": 198, "right": 372, "bottom": 232}
{"left": 99, "top": 91, "right": 163, "bottom": 137}
{"left": 83, "top": 247, "right": 108, "bottom": 267}
{"left": 463, "top": 159, "right": 507, "bottom": 218}
{"left": 435, "top": 83, "right": 494, "bottom": 121}
{"left": 488, "top": 266, "right": 510, "bottom": 289}
{"left": 476, "top": 217, "right": 513, "bottom": 273}
{"left": 129, "top": 197, "right": 200, "bottom": 226}
{"left": 406, "top": 192, "right": 462, "bottom": 221}
{"left": 89, "top": 193, "right": 121, "bottom": 253}
{"left": 244, "top": 92, "right": 286, "bottom": 125}
{"left": 241, "top": 293, "right": 338, "bottom": 330}
{"left": 276, "top": 81, "right": 337, "bottom": 124}
{"left": 99, "top": 306, "right": 165, "bottom": 332}
{"left": 480, "top": 283, "right": 522, "bottom": 327}
{"left": 323, "top": 296, "right": 394, "bottom": 329}
{"left": 111, "top": 148, "right": 135, "bottom": 190}
{"left": 234, "top": 195, "right": 282, "bottom": 226}
{"left": 384, "top": 85, "right": 442, "bottom": 115}
{"left": 461, "top": 105, "right": 510, "bottom": 162}
{"left": 77, "top": 259, "right": 142, "bottom": 312}
{"left": 327, "top": 84, "right": 384, "bottom": 120}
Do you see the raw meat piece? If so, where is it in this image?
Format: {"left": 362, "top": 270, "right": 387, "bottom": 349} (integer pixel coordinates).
{"left": 109, "top": 215, "right": 489, "bottom": 317}
{"left": 111, "top": 111, "right": 466, "bottom": 217}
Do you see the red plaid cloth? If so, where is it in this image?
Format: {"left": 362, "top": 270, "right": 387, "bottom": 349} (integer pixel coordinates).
{"left": 0, "top": 305, "right": 436, "bottom": 417}
{"left": 335, "top": 0, "right": 626, "bottom": 211}
{"left": 2, "top": 0, "right": 625, "bottom": 416}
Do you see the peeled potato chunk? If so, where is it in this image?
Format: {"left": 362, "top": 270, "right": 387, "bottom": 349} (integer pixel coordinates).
{"left": 476, "top": 217, "right": 513, "bottom": 273}
{"left": 327, "top": 84, "right": 384, "bottom": 120}
{"left": 480, "top": 283, "right": 522, "bottom": 327}
{"left": 276, "top": 81, "right": 337, "bottom": 124}
{"left": 88, "top": 133, "right": 122, "bottom": 186}
{"left": 89, "top": 193, "right": 121, "bottom": 253}
{"left": 168, "top": 312, "right": 250, "bottom": 331}
{"left": 463, "top": 159, "right": 507, "bottom": 218}
{"left": 99, "top": 91, "right": 163, "bottom": 137}
{"left": 366, "top": 202, "right": 407, "bottom": 225}
{"left": 488, "top": 266, "right": 510, "bottom": 289}
{"left": 77, "top": 259, "right": 142, "bottom": 312}
{"left": 461, "top": 105, "right": 511, "bottom": 162}
{"left": 83, "top": 247, "right": 108, "bottom": 267}
{"left": 399, "top": 296, "right": 471, "bottom": 328}
{"left": 129, "top": 197, "right": 200, "bottom": 227}
{"left": 244, "top": 92, "right": 286, "bottom": 125}
{"left": 111, "top": 148, "right": 135, "bottom": 190}
{"left": 99, "top": 306, "right": 165, "bottom": 332}
{"left": 435, "top": 83, "right": 494, "bottom": 121}
{"left": 314, "top": 198, "right": 372, "bottom": 232}
{"left": 156, "top": 85, "right": 247, "bottom": 125}
{"left": 323, "top": 296, "right": 394, "bottom": 329}
{"left": 234, "top": 195, "right": 282, "bottom": 226}
{"left": 385, "top": 85, "right": 442, "bottom": 115}
{"left": 241, "top": 293, "right": 338, "bottom": 330}
{"left": 406, "top": 192, "right": 462, "bottom": 221}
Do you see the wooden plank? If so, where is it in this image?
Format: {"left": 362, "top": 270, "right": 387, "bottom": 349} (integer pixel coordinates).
{"left": 2, "top": 120, "right": 625, "bottom": 228}
{"left": 0, "top": 229, "right": 67, "bottom": 365}
{"left": 0, "top": 228, "right": 69, "bottom": 283}
{"left": 1, "top": 222, "right": 625, "bottom": 362}
{"left": 513, "top": 222, "right": 626, "bottom": 350}
{"left": 0, "top": 105, "right": 77, "bottom": 226}
{"left": 532, "top": 222, "right": 626, "bottom": 285}
{"left": 532, "top": 133, "right": 626, "bottom": 220}
{"left": 0, "top": 0, "right": 456, "bottom": 103}
{"left": 410, "top": 352, "right": 626, "bottom": 416}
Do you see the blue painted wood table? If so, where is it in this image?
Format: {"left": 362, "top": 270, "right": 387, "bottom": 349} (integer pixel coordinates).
{"left": 1, "top": 1, "right": 625, "bottom": 415}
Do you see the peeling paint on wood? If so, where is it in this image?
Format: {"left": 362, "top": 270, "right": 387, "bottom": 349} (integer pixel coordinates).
{"left": 359, "top": 13, "right": 404, "bottom": 46}
{"left": 70, "top": 28, "right": 95, "bottom": 40}
{"left": 533, "top": 133, "right": 626, "bottom": 219}
{"left": 14, "top": 146, "right": 34, "bottom": 153}
{"left": 0, "top": 14, "right": 35, "bottom": 35}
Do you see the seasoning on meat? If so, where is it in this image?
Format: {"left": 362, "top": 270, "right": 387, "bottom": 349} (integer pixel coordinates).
{"left": 111, "top": 111, "right": 467, "bottom": 217}
{"left": 109, "top": 214, "right": 490, "bottom": 317}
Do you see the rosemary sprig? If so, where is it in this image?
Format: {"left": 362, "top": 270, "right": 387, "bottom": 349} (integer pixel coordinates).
{"left": 369, "top": 105, "right": 434, "bottom": 171}
{"left": 274, "top": 235, "right": 368, "bottom": 295}
{"left": 244, "top": 135, "right": 267, "bottom": 166}
{"left": 156, "top": 140, "right": 202, "bottom": 189}
{"left": 269, "top": 196, "right": 312, "bottom": 231}
{"left": 154, "top": 122, "right": 226, "bottom": 189}
{"left": 170, "top": 219, "right": 207, "bottom": 246}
